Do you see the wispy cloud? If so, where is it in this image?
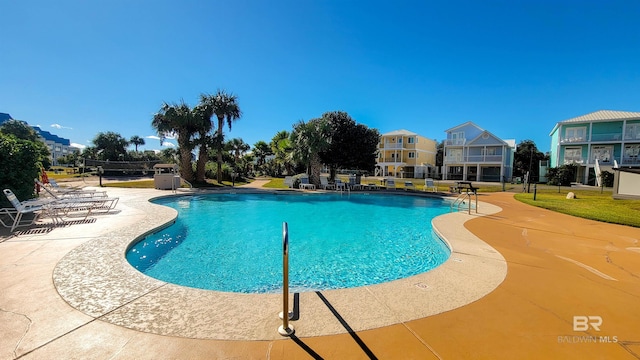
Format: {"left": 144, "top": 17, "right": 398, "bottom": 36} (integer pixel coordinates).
{"left": 162, "top": 142, "right": 176, "bottom": 147}
{"left": 70, "top": 142, "right": 86, "bottom": 149}
{"left": 51, "top": 123, "right": 73, "bottom": 130}
{"left": 146, "top": 135, "right": 161, "bottom": 140}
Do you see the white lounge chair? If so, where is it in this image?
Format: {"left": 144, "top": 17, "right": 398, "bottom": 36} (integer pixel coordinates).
{"left": 2, "top": 189, "right": 70, "bottom": 231}
{"left": 424, "top": 178, "right": 437, "bottom": 192}
{"left": 348, "top": 175, "right": 364, "bottom": 190}
{"left": 36, "top": 181, "right": 119, "bottom": 213}
{"left": 385, "top": 179, "right": 397, "bottom": 190}
{"left": 284, "top": 176, "right": 294, "bottom": 188}
{"left": 335, "top": 179, "right": 347, "bottom": 191}
{"left": 36, "top": 179, "right": 108, "bottom": 198}
{"left": 320, "top": 176, "right": 335, "bottom": 190}
{"left": 299, "top": 177, "right": 316, "bottom": 190}
{"left": 404, "top": 181, "right": 416, "bottom": 191}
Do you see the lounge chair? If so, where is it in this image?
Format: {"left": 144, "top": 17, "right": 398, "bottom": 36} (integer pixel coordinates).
{"left": 299, "top": 177, "right": 316, "bottom": 190}
{"left": 335, "top": 179, "right": 348, "bottom": 191}
{"left": 36, "top": 181, "right": 119, "bottom": 213}
{"left": 348, "top": 175, "right": 364, "bottom": 190}
{"left": 2, "top": 189, "right": 72, "bottom": 231}
{"left": 385, "top": 179, "right": 397, "bottom": 190}
{"left": 424, "top": 178, "right": 437, "bottom": 192}
{"left": 36, "top": 179, "right": 108, "bottom": 198}
{"left": 284, "top": 176, "right": 294, "bottom": 188}
{"left": 404, "top": 181, "right": 416, "bottom": 191}
{"left": 320, "top": 176, "right": 336, "bottom": 190}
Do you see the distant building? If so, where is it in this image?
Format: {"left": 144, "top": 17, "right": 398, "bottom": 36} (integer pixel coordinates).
{"left": 375, "top": 129, "right": 437, "bottom": 178}
{"left": 0, "top": 112, "right": 79, "bottom": 166}
{"left": 549, "top": 110, "right": 640, "bottom": 185}
{"left": 442, "top": 122, "right": 516, "bottom": 182}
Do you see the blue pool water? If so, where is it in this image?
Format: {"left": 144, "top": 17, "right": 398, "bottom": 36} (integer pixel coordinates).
{"left": 127, "top": 193, "right": 451, "bottom": 293}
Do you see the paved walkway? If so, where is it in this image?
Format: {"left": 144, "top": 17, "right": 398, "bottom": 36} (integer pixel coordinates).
{"left": 1, "top": 186, "right": 639, "bottom": 359}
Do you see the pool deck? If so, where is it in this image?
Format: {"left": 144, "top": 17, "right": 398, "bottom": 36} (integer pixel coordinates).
{"left": 1, "top": 182, "right": 640, "bottom": 359}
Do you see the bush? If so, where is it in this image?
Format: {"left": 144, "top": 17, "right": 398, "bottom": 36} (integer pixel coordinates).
{"left": 548, "top": 164, "right": 578, "bottom": 186}
{"left": 600, "top": 171, "right": 614, "bottom": 187}
{"left": 0, "top": 133, "right": 41, "bottom": 207}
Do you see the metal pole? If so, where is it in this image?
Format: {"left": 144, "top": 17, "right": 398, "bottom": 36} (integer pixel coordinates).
{"left": 278, "top": 222, "right": 294, "bottom": 336}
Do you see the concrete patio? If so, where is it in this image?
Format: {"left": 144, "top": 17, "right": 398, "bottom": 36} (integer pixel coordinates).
{"left": 1, "top": 183, "right": 639, "bottom": 359}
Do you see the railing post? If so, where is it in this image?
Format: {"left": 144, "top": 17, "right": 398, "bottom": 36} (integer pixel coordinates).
{"left": 278, "top": 222, "right": 294, "bottom": 336}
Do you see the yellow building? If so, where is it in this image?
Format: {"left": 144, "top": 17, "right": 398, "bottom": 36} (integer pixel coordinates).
{"left": 375, "top": 129, "right": 437, "bottom": 178}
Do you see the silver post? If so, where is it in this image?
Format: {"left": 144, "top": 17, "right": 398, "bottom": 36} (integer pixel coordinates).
{"left": 278, "top": 222, "right": 294, "bottom": 336}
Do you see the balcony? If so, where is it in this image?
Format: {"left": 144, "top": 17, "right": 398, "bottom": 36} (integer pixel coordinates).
{"left": 591, "top": 133, "right": 622, "bottom": 142}
{"left": 445, "top": 139, "right": 466, "bottom": 146}
{"left": 622, "top": 156, "right": 640, "bottom": 165}
{"left": 379, "top": 143, "right": 406, "bottom": 149}
{"left": 560, "top": 137, "right": 587, "bottom": 144}
{"left": 444, "top": 155, "right": 503, "bottom": 163}
{"left": 563, "top": 157, "right": 585, "bottom": 165}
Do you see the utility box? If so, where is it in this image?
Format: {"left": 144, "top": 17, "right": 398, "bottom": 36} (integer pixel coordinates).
{"left": 153, "top": 164, "right": 180, "bottom": 190}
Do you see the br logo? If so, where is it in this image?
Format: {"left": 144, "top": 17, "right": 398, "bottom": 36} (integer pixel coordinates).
{"left": 573, "top": 316, "right": 602, "bottom": 331}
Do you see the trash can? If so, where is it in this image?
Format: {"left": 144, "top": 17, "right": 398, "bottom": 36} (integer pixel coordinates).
{"left": 153, "top": 164, "right": 180, "bottom": 190}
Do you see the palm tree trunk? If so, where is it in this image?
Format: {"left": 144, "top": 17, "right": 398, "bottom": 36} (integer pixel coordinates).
{"left": 180, "top": 147, "right": 194, "bottom": 183}
{"left": 310, "top": 155, "right": 322, "bottom": 186}
{"left": 216, "top": 116, "right": 224, "bottom": 183}
{"left": 196, "top": 143, "right": 208, "bottom": 183}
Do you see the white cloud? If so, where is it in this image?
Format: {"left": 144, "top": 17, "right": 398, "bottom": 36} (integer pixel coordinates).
{"left": 162, "top": 142, "right": 176, "bottom": 147}
{"left": 51, "top": 123, "right": 73, "bottom": 130}
{"left": 146, "top": 135, "right": 161, "bottom": 140}
{"left": 70, "top": 142, "right": 86, "bottom": 149}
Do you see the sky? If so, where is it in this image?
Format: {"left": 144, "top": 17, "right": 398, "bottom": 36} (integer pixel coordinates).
{"left": 2, "top": 0, "right": 640, "bottom": 154}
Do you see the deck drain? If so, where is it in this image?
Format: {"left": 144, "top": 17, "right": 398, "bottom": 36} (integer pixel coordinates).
{"left": 452, "top": 258, "right": 463, "bottom": 262}
{"left": 414, "top": 282, "right": 429, "bottom": 290}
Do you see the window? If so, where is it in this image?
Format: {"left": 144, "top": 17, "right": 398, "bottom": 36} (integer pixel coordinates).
{"left": 446, "top": 148, "right": 462, "bottom": 162}
{"left": 592, "top": 146, "right": 613, "bottom": 163}
{"left": 565, "top": 127, "right": 586, "bottom": 141}
{"left": 482, "top": 147, "right": 497, "bottom": 156}
{"left": 408, "top": 152, "right": 416, "bottom": 158}
{"left": 408, "top": 137, "right": 415, "bottom": 144}
{"left": 564, "top": 147, "right": 583, "bottom": 164}
{"left": 625, "top": 124, "right": 640, "bottom": 140}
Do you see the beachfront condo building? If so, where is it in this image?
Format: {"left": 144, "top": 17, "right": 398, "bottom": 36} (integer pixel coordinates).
{"left": 375, "top": 129, "right": 437, "bottom": 178}
{"left": 549, "top": 110, "right": 640, "bottom": 185}
{"left": 442, "top": 122, "right": 516, "bottom": 182}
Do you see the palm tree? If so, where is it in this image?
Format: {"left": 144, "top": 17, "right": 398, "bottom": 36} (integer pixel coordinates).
{"left": 270, "top": 130, "right": 293, "bottom": 176}
{"left": 291, "top": 118, "right": 331, "bottom": 186}
{"left": 92, "top": 132, "right": 129, "bottom": 161}
{"left": 129, "top": 135, "right": 146, "bottom": 152}
{"left": 151, "top": 101, "right": 200, "bottom": 183}
{"left": 191, "top": 104, "right": 215, "bottom": 183}
{"left": 252, "top": 140, "right": 272, "bottom": 174}
{"left": 199, "top": 90, "right": 242, "bottom": 183}
{"left": 227, "top": 138, "right": 250, "bottom": 162}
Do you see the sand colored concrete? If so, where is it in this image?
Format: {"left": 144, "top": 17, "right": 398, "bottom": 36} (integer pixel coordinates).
{"left": 1, "top": 185, "right": 640, "bottom": 359}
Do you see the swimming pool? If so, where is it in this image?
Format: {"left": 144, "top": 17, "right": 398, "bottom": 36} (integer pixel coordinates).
{"left": 126, "top": 192, "right": 451, "bottom": 293}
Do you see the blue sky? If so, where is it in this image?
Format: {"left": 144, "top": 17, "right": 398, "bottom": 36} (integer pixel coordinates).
{"left": 2, "top": 0, "right": 639, "bottom": 153}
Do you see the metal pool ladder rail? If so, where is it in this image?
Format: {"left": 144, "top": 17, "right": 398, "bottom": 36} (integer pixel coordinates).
{"left": 450, "top": 188, "right": 478, "bottom": 214}
{"left": 278, "top": 222, "right": 294, "bottom": 336}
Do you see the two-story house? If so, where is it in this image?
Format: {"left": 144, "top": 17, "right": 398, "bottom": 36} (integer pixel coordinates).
{"left": 549, "top": 110, "right": 640, "bottom": 184}
{"left": 375, "top": 129, "right": 437, "bottom": 178}
{"left": 443, "top": 122, "right": 515, "bottom": 182}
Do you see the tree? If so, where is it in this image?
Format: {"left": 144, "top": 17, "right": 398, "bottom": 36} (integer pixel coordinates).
{"left": 252, "top": 140, "right": 272, "bottom": 174}
{"left": 291, "top": 118, "right": 332, "bottom": 186}
{"left": 513, "top": 140, "right": 547, "bottom": 182}
{"left": 270, "top": 130, "right": 294, "bottom": 176}
{"left": 92, "top": 132, "right": 129, "bottom": 161}
{"left": 199, "top": 90, "right": 242, "bottom": 183}
{"left": 0, "top": 132, "right": 42, "bottom": 206}
{"left": 0, "top": 119, "right": 51, "bottom": 169}
{"left": 152, "top": 101, "right": 201, "bottom": 183}
{"left": 227, "top": 138, "right": 250, "bottom": 162}
{"left": 129, "top": 135, "right": 146, "bottom": 152}
{"left": 318, "top": 111, "right": 380, "bottom": 178}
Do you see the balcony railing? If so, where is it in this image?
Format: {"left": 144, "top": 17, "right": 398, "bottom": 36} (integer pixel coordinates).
{"left": 591, "top": 133, "right": 622, "bottom": 142}
{"left": 622, "top": 156, "right": 640, "bottom": 165}
{"left": 563, "top": 157, "right": 585, "bottom": 165}
{"left": 444, "top": 155, "right": 503, "bottom": 163}
{"left": 379, "top": 143, "right": 405, "bottom": 149}
{"left": 378, "top": 158, "right": 407, "bottom": 163}
{"left": 445, "top": 139, "right": 466, "bottom": 146}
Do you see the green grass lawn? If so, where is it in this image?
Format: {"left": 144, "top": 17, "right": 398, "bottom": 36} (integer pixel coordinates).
{"left": 515, "top": 189, "right": 640, "bottom": 228}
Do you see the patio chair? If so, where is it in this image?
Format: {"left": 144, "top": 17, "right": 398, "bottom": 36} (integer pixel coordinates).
{"left": 385, "top": 179, "right": 397, "bottom": 190}
{"left": 2, "top": 189, "right": 69, "bottom": 231}
{"left": 37, "top": 179, "right": 108, "bottom": 198}
{"left": 320, "top": 176, "right": 336, "bottom": 190}
{"left": 335, "top": 179, "right": 348, "bottom": 191}
{"left": 404, "top": 181, "right": 416, "bottom": 191}
{"left": 284, "top": 176, "right": 294, "bottom": 188}
{"left": 424, "top": 178, "right": 437, "bottom": 192}
{"left": 348, "top": 175, "right": 364, "bottom": 190}
{"left": 36, "top": 181, "right": 119, "bottom": 213}
{"left": 299, "top": 177, "right": 316, "bottom": 190}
